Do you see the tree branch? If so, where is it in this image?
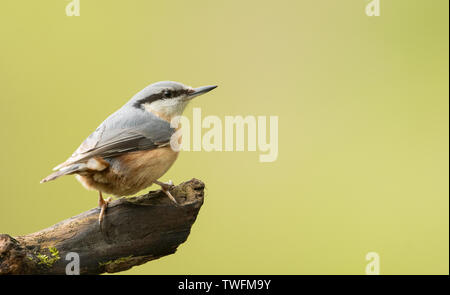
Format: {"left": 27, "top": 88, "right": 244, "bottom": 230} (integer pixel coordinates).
{"left": 0, "top": 178, "right": 205, "bottom": 275}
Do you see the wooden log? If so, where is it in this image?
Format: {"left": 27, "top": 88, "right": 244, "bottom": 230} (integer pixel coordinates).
{"left": 0, "top": 178, "right": 205, "bottom": 275}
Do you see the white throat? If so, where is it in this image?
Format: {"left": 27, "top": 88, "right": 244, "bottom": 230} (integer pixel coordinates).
{"left": 143, "top": 98, "right": 189, "bottom": 121}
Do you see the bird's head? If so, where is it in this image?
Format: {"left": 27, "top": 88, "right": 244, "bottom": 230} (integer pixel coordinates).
{"left": 131, "top": 81, "right": 217, "bottom": 121}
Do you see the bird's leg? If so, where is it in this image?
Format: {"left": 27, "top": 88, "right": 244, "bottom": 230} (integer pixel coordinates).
{"left": 154, "top": 180, "right": 178, "bottom": 205}
{"left": 98, "top": 191, "right": 112, "bottom": 227}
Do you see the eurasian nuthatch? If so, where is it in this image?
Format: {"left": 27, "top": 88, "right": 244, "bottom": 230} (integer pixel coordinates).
{"left": 41, "top": 81, "right": 217, "bottom": 227}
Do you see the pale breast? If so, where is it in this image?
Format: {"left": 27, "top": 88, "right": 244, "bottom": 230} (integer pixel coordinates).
{"left": 76, "top": 147, "right": 179, "bottom": 196}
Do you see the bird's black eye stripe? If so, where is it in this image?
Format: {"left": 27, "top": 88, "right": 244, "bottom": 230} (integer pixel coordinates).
{"left": 163, "top": 89, "right": 190, "bottom": 99}
{"left": 133, "top": 93, "right": 160, "bottom": 108}
{"left": 163, "top": 89, "right": 173, "bottom": 98}
{"left": 133, "top": 88, "right": 191, "bottom": 109}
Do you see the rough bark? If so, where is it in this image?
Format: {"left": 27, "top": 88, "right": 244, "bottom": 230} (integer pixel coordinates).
{"left": 0, "top": 178, "right": 205, "bottom": 275}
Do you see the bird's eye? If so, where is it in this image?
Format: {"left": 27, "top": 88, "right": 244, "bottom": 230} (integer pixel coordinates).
{"left": 163, "top": 90, "right": 172, "bottom": 98}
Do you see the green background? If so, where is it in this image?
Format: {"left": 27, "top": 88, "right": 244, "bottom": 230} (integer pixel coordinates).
{"left": 0, "top": 0, "right": 448, "bottom": 274}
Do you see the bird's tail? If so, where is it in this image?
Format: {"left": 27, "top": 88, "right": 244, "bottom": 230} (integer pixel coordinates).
{"left": 40, "top": 164, "right": 85, "bottom": 183}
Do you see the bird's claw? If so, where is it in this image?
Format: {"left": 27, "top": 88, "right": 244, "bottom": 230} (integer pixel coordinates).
{"left": 98, "top": 196, "right": 112, "bottom": 228}
{"left": 155, "top": 180, "right": 175, "bottom": 190}
{"left": 154, "top": 180, "right": 179, "bottom": 206}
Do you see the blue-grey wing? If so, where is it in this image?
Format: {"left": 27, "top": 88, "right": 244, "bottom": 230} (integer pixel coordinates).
{"left": 53, "top": 107, "right": 175, "bottom": 170}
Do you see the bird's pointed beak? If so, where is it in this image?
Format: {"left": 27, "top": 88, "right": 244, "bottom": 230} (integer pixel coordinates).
{"left": 187, "top": 85, "right": 217, "bottom": 100}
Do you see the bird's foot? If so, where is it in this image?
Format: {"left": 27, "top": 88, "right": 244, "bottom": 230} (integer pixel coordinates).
{"left": 98, "top": 192, "right": 112, "bottom": 229}
{"left": 154, "top": 180, "right": 179, "bottom": 206}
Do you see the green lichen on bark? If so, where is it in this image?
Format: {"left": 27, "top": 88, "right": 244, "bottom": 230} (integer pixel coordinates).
{"left": 33, "top": 247, "right": 61, "bottom": 268}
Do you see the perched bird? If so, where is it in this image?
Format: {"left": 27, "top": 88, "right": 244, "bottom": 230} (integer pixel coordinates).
{"left": 41, "top": 81, "right": 217, "bottom": 227}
